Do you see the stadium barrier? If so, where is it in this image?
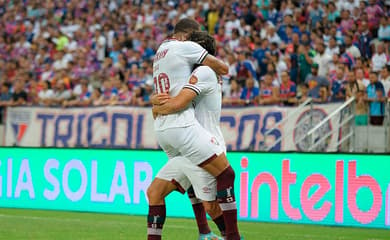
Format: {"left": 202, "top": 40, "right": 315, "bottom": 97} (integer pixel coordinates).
{"left": 4, "top": 104, "right": 345, "bottom": 151}
{"left": 0, "top": 147, "right": 388, "bottom": 229}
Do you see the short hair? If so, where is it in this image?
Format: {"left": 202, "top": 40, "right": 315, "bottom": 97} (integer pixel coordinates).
{"left": 174, "top": 18, "right": 200, "bottom": 34}
{"left": 2, "top": 82, "right": 10, "bottom": 89}
{"left": 189, "top": 31, "right": 216, "bottom": 56}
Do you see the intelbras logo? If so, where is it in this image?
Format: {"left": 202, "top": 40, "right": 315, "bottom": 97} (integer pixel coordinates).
{"left": 9, "top": 110, "right": 32, "bottom": 146}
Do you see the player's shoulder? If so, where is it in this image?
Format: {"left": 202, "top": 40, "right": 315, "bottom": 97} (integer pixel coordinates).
{"left": 193, "top": 66, "right": 216, "bottom": 77}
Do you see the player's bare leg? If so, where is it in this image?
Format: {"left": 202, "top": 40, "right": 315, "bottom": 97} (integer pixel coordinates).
{"left": 187, "top": 186, "right": 224, "bottom": 240}
{"left": 146, "top": 178, "right": 176, "bottom": 240}
{"left": 202, "top": 201, "right": 226, "bottom": 238}
{"left": 199, "top": 153, "right": 240, "bottom": 240}
{"left": 147, "top": 180, "right": 220, "bottom": 240}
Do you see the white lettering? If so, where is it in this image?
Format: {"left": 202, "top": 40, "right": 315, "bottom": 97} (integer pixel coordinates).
{"left": 63, "top": 160, "right": 87, "bottom": 202}
{"left": 108, "top": 161, "right": 130, "bottom": 203}
{"left": 43, "top": 159, "right": 60, "bottom": 200}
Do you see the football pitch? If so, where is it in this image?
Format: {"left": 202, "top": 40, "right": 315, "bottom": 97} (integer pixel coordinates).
{"left": 0, "top": 208, "right": 389, "bottom": 240}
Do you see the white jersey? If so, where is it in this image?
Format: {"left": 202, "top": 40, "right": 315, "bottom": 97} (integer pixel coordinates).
{"left": 153, "top": 39, "right": 208, "bottom": 131}
{"left": 184, "top": 66, "right": 226, "bottom": 151}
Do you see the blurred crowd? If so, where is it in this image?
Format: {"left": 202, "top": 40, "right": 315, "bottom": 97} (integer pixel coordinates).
{"left": 0, "top": 0, "right": 389, "bottom": 125}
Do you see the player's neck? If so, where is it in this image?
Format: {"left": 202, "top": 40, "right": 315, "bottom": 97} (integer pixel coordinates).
{"left": 171, "top": 33, "right": 187, "bottom": 41}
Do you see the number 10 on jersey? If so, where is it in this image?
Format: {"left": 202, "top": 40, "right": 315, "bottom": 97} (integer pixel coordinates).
{"left": 154, "top": 73, "right": 170, "bottom": 93}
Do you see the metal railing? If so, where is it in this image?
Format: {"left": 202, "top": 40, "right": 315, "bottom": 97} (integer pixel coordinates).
{"left": 263, "top": 98, "right": 313, "bottom": 151}
{"left": 303, "top": 97, "right": 356, "bottom": 152}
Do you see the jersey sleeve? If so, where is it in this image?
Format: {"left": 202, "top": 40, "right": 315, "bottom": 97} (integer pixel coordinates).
{"left": 179, "top": 41, "right": 208, "bottom": 65}
{"left": 183, "top": 67, "right": 215, "bottom": 95}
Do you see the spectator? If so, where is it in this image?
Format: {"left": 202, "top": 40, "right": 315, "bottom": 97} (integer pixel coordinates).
{"left": 365, "top": 0, "right": 384, "bottom": 32}
{"left": 331, "top": 67, "right": 346, "bottom": 102}
{"left": 325, "top": 36, "right": 340, "bottom": 56}
{"left": 0, "top": 82, "right": 12, "bottom": 105}
{"left": 297, "top": 83, "right": 310, "bottom": 103}
{"left": 313, "top": 40, "right": 332, "bottom": 78}
{"left": 371, "top": 43, "right": 389, "bottom": 72}
{"left": 285, "top": 32, "right": 300, "bottom": 83}
{"left": 344, "top": 34, "right": 361, "bottom": 59}
{"left": 278, "top": 71, "right": 297, "bottom": 106}
{"left": 140, "top": 82, "right": 154, "bottom": 107}
{"left": 223, "top": 79, "right": 242, "bottom": 106}
{"left": 50, "top": 81, "right": 72, "bottom": 106}
{"left": 112, "top": 83, "right": 132, "bottom": 106}
{"left": 327, "top": 2, "right": 340, "bottom": 23}
{"left": 355, "top": 68, "right": 370, "bottom": 87}
{"left": 309, "top": 0, "right": 324, "bottom": 29}
{"left": 228, "top": 28, "right": 240, "bottom": 51}
{"left": 272, "top": 52, "right": 288, "bottom": 84}
{"left": 63, "top": 80, "right": 92, "bottom": 107}
{"left": 366, "top": 72, "right": 386, "bottom": 126}
{"left": 253, "top": 38, "right": 269, "bottom": 77}
{"left": 90, "top": 88, "right": 102, "bottom": 106}
{"left": 379, "top": 66, "right": 390, "bottom": 99}
{"left": 357, "top": 21, "right": 372, "bottom": 60}
{"left": 10, "top": 80, "right": 28, "bottom": 106}
{"left": 314, "top": 86, "right": 330, "bottom": 103}
{"left": 0, "top": 82, "right": 11, "bottom": 123}
{"left": 265, "top": 63, "right": 280, "bottom": 86}
{"left": 265, "top": 25, "right": 282, "bottom": 46}
{"left": 99, "top": 79, "right": 118, "bottom": 105}
{"left": 259, "top": 73, "right": 279, "bottom": 105}
{"left": 235, "top": 50, "right": 258, "bottom": 87}
{"left": 378, "top": 16, "right": 390, "bottom": 42}
{"left": 38, "top": 81, "right": 54, "bottom": 106}
{"left": 240, "top": 78, "right": 259, "bottom": 106}
{"left": 298, "top": 42, "right": 314, "bottom": 84}
{"left": 305, "top": 63, "right": 330, "bottom": 99}
{"left": 345, "top": 71, "right": 367, "bottom": 125}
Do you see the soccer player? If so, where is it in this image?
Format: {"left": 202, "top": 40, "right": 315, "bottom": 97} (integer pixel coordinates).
{"left": 148, "top": 18, "right": 241, "bottom": 240}
{"left": 151, "top": 31, "right": 228, "bottom": 240}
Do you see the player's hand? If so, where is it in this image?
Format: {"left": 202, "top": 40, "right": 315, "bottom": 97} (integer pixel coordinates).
{"left": 151, "top": 93, "right": 170, "bottom": 105}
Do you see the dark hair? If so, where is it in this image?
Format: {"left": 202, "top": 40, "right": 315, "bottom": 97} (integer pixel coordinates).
{"left": 189, "top": 31, "right": 216, "bottom": 56}
{"left": 174, "top": 18, "right": 200, "bottom": 34}
{"left": 45, "top": 80, "right": 51, "bottom": 89}
{"left": 2, "top": 82, "right": 10, "bottom": 89}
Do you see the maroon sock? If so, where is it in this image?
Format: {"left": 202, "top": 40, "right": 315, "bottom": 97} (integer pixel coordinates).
{"left": 188, "top": 186, "right": 211, "bottom": 234}
{"left": 147, "top": 205, "right": 166, "bottom": 240}
{"left": 216, "top": 166, "right": 240, "bottom": 240}
{"left": 212, "top": 215, "right": 226, "bottom": 237}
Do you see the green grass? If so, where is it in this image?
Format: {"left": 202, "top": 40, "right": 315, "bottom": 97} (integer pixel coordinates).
{"left": 0, "top": 208, "right": 389, "bottom": 240}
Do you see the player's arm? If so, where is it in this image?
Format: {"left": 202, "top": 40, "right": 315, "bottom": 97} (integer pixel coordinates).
{"left": 202, "top": 54, "right": 229, "bottom": 76}
{"left": 152, "top": 88, "right": 197, "bottom": 115}
{"left": 183, "top": 41, "right": 228, "bottom": 76}
{"left": 151, "top": 93, "right": 170, "bottom": 105}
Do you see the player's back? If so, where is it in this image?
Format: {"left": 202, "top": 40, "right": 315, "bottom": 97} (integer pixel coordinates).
{"left": 153, "top": 39, "right": 208, "bottom": 131}
{"left": 191, "top": 66, "right": 226, "bottom": 151}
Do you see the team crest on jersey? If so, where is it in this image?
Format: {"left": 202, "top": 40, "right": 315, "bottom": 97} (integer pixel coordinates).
{"left": 210, "top": 137, "right": 219, "bottom": 146}
{"left": 189, "top": 75, "right": 198, "bottom": 84}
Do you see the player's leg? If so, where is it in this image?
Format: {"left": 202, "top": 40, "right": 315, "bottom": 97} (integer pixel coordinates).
{"left": 200, "top": 154, "right": 239, "bottom": 240}
{"left": 176, "top": 124, "right": 240, "bottom": 240}
{"left": 202, "top": 201, "right": 226, "bottom": 238}
{"left": 146, "top": 142, "right": 181, "bottom": 240}
{"left": 179, "top": 156, "right": 226, "bottom": 239}
{"left": 146, "top": 178, "right": 176, "bottom": 240}
{"left": 167, "top": 157, "right": 221, "bottom": 239}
